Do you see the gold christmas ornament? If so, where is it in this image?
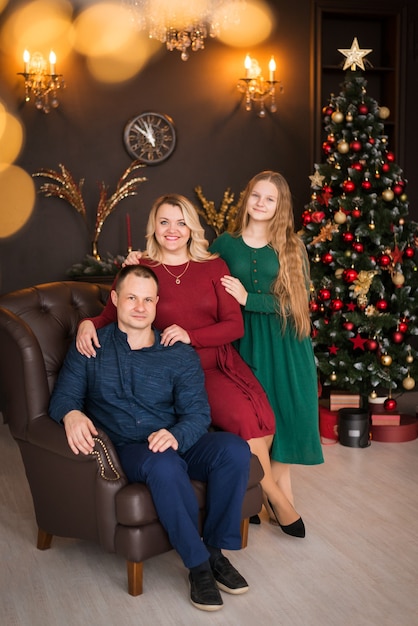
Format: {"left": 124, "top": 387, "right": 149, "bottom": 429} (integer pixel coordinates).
{"left": 392, "top": 271, "right": 405, "bottom": 286}
{"left": 406, "top": 353, "right": 414, "bottom": 364}
{"left": 382, "top": 188, "right": 395, "bottom": 202}
{"left": 369, "top": 390, "right": 377, "bottom": 400}
{"left": 335, "top": 268, "right": 344, "bottom": 279}
{"left": 346, "top": 112, "right": 353, "bottom": 122}
{"left": 402, "top": 375, "right": 416, "bottom": 390}
{"left": 378, "top": 106, "right": 390, "bottom": 119}
{"left": 330, "top": 371, "right": 337, "bottom": 382}
{"left": 332, "top": 110, "right": 344, "bottom": 124}
{"left": 334, "top": 210, "right": 347, "bottom": 224}
{"left": 337, "top": 140, "right": 349, "bottom": 154}
{"left": 381, "top": 354, "right": 393, "bottom": 367}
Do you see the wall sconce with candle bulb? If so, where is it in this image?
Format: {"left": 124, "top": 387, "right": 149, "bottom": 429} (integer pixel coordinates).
{"left": 237, "top": 54, "right": 283, "bottom": 118}
{"left": 18, "top": 50, "right": 65, "bottom": 113}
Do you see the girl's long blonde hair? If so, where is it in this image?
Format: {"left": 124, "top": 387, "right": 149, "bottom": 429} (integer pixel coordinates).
{"left": 145, "top": 194, "right": 217, "bottom": 263}
{"left": 233, "top": 171, "right": 311, "bottom": 339}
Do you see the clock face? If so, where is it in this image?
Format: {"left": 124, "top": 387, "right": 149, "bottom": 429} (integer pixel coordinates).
{"left": 123, "top": 112, "right": 176, "bottom": 165}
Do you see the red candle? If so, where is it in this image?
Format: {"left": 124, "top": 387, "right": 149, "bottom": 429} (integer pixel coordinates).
{"left": 126, "top": 213, "right": 132, "bottom": 250}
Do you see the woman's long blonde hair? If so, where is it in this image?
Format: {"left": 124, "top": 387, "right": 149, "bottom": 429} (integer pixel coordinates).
{"left": 233, "top": 171, "right": 311, "bottom": 339}
{"left": 145, "top": 194, "right": 217, "bottom": 263}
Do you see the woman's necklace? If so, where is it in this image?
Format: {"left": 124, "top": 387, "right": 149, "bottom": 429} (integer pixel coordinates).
{"left": 161, "top": 261, "right": 190, "bottom": 284}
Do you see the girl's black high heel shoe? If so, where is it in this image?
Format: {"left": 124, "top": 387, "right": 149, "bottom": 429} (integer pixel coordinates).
{"left": 267, "top": 499, "right": 306, "bottom": 538}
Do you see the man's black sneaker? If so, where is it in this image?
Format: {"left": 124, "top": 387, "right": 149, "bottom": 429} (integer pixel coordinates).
{"left": 189, "top": 570, "right": 224, "bottom": 611}
{"left": 211, "top": 555, "right": 249, "bottom": 595}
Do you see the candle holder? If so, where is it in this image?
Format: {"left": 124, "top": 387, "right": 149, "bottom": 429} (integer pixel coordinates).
{"left": 237, "top": 55, "right": 283, "bottom": 118}
{"left": 18, "top": 50, "right": 65, "bottom": 113}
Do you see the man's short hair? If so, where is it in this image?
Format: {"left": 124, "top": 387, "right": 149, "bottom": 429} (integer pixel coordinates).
{"left": 115, "top": 265, "right": 159, "bottom": 293}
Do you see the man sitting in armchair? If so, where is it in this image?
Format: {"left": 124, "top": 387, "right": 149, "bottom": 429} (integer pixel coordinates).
{"left": 49, "top": 264, "right": 250, "bottom": 612}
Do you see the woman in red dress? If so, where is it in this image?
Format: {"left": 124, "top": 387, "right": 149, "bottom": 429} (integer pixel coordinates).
{"left": 76, "top": 194, "right": 304, "bottom": 536}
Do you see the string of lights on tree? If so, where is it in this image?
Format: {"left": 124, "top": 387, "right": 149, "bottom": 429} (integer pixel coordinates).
{"left": 301, "top": 38, "right": 418, "bottom": 408}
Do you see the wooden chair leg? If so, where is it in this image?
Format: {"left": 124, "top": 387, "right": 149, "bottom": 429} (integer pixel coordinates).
{"left": 127, "top": 561, "right": 144, "bottom": 596}
{"left": 37, "top": 528, "right": 53, "bottom": 550}
{"left": 240, "top": 517, "right": 249, "bottom": 548}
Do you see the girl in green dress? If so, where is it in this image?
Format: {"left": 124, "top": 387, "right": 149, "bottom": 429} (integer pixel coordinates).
{"left": 211, "top": 171, "right": 324, "bottom": 526}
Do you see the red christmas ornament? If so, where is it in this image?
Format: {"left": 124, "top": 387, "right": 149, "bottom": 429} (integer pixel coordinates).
{"left": 404, "top": 246, "right": 415, "bottom": 259}
{"left": 398, "top": 321, "right": 408, "bottom": 333}
{"left": 343, "top": 321, "right": 355, "bottom": 331}
{"left": 311, "top": 328, "right": 318, "bottom": 338}
{"left": 342, "top": 179, "right": 356, "bottom": 193}
{"left": 384, "top": 398, "right": 397, "bottom": 411}
{"left": 381, "top": 162, "right": 391, "bottom": 173}
{"left": 309, "top": 300, "right": 319, "bottom": 313}
{"left": 342, "top": 231, "right": 354, "bottom": 243}
{"left": 392, "top": 331, "right": 404, "bottom": 344}
{"left": 318, "top": 288, "right": 331, "bottom": 301}
{"left": 386, "top": 151, "right": 395, "bottom": 162}
{"left": 342, "top": 181, "right": 354, "bottom": 194}
{"left": 375, "top": 299, "right": 388, "bottom": 311}
{"left": 377, "top": 254, "right": 391, "bottom": 267}
{"left": 358, "top": 103, "right": 369, "bottom": 115}
{"left": 393, "top": 184, "right": 403, "bottom": 196}
{"left": 330, "top": 298, "right": 344, "bottom": 311}
{"left": 301, "top": 211, "right": 312, "bottom": 226}
{"left": 361, "top": 179, "right": 372, "bottom": 191}
{"left": 368, "top": 137, "right": 375, "bottom": 145}
{"left": 351, "top": 208, "right": 361, "bottom": 218}
{"left": 322, "top": 141, "right": 333, "bottom": 155}
{"left": 342, "top": 268, "right": 358, "bottom": 283}
{"left": 351, "top": 162, "right": 363, "bottom": 171}
{"left": 350, "top": 140, "right": 362, "bottom": 152}
{"left": 352, "top": 241, "right": 364, "bottom": 253}
{"left": 365, "top": 339, "right": 378, "bottom": 352}
{"left": 323, "top": 106, "right": 334, "bottom": 116}
{"left": 321, "top": 252, "right": 333, "bottom": 264}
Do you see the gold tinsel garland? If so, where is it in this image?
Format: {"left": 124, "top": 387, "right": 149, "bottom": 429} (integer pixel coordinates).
{"left": 194, "top": 186, "right": 242, "bottom": 235}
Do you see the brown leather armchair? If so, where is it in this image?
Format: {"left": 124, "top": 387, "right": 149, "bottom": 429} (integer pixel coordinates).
{"left": 0, "top": 281, "right": 264, "bottom": 596}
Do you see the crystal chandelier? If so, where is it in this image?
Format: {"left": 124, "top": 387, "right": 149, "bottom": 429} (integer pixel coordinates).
{"left": 123, "top": 0, "right": 244, "bottom": 61}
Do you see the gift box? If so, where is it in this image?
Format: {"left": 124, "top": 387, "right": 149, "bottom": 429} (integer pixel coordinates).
{"left": 330, "top": 391, "right": 361, "bottom": 412}
{"left": 319, "top": 406, "right": 338, "bottom": 443}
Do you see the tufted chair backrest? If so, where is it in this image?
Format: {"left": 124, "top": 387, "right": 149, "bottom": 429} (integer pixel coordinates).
{"left": 0, "top": 281, "right": 111, "bottom": 438}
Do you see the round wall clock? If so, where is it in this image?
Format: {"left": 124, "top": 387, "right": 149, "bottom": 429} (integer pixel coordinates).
{"left": 123, "top": 112, "right": 176, "bottom": 165}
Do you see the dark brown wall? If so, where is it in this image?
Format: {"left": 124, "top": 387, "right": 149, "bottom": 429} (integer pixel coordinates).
{"left": 0, "top": 0, "right": 417, "bottom": 294}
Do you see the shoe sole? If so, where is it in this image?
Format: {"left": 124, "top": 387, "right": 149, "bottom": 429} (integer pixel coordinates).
{"left": 190, "top": 599, "right": 223, "bottom": 611}
{"left": 215, "top": 580, "right": 249, "bottom": 595}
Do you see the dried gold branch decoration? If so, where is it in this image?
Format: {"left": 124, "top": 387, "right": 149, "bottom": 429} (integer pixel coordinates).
{"left": 93, "top": 161, "right": 147, "bottom": 253}
{"left": 194, "top": 186, "right": 242, "bottom": 235}
{"left": 33, "top": 163, "right": 87, "bottom": 219}
{"left": 33, "top": 161, "right": 147, "bottom": 259}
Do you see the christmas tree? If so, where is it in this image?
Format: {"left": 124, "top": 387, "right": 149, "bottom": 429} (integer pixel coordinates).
{"left": 301, "top": 38, "right": 418, "bottom": 403}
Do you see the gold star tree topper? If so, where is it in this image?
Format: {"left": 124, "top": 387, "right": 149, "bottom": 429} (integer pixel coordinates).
{"left": 338, "top": 37, "right": 372, "bottom": 71}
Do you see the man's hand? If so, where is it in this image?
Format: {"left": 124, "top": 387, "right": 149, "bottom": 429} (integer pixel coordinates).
{"left": 76, "top": 320, "right": 100, "bottom": 358}
{"left": 160, "top": 324, "right": 191, "bottom": 346}
{"left": 148, "top": 429, "right": 179, "bottom": 453}
{"left": 220, "top": 275, "right": 248, "bottom": 306}
{"left": 63, "top": 410, "right": 98, "bottom": 455}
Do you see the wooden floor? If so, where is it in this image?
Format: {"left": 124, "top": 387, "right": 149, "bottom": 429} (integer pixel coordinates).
{"left": 1, "top": 419, "right": 418, "bottom": 626}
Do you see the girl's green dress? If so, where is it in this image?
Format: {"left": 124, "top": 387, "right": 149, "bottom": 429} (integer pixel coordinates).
{"left": 211, "top": 233, "right": 323, "bottom": 465}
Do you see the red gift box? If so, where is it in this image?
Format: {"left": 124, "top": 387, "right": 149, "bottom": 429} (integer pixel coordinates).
{"left": 319, "top": 406, "right": 339, "bottom": 443}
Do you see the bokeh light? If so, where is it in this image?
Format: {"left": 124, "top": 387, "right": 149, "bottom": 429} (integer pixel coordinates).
{"left": 216, "top": 0, "right": 275, "bottom": 47}
{"left": 0, "top": 0, "right": 73, "bottom": 66}
{"left": 0, "top": 164, "right": 35, "bottom": 238}
{"left": 0, "top": 111, "right": 24, "bottom": 165}
{"left": 73, "top": 2, "right": 160, "bottom": 83}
